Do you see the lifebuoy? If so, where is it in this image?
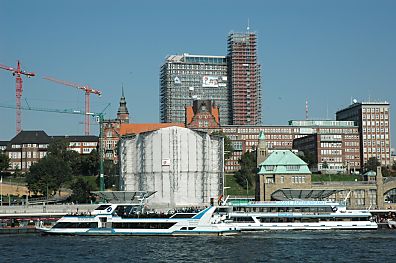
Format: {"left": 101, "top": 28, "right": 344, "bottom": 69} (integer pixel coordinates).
{"left": 106, "top": 207, "right": 113, "bottom": 213}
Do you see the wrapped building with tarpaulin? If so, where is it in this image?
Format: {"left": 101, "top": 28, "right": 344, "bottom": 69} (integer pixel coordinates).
{"left": 119, "top": 126, "right": 224, "bottom": 209}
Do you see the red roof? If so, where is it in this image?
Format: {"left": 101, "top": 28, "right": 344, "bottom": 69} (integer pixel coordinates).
{"left": 120, "top": 123, "right": 185, "bottom": 135}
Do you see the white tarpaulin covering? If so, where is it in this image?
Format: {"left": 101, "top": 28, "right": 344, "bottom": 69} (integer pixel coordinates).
{"left": 119, "top": 126, "right": 224, "bottom": 209}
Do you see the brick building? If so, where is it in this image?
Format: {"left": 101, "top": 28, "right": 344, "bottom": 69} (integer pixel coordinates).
{"left": 185, "top": 99, "right": 221, "bottom": 132}
{"left": 336, "top": 101, "right": 391, "bottom": 168}
{"left": 4, "top": 131, "right": 98, "bottom": 173}
{"left": 222, "top": 120, "right": 359, "bottom": 172}
{"left": 293, "top": 132, "right": 360, "bottom": 173}
{"left": 228, "top": 32, "right": 262, "bottom": 125}
{"left": 102, "top": 88, "right": 129, "bottom": 162}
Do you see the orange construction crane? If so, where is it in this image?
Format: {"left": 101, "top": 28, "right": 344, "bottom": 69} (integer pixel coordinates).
{"left": 0, "top": 60, "right": 35, "bottom": 134}
{"left": 43, "top": 76, "right": 102, "bottom": 135}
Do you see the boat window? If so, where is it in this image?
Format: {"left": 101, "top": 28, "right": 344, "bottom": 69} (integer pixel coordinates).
{"left": 301, "top": 218, "right": 319, "bottom": 223}
{"left": 95, "top": 205, "right": 111, "bottom": 211}
{"left": 170, "top": 213, "right": 196, "bottom": 219}
{"left": 309, "top": 207, "right": 318, "bottom": 213}
{"left": 231, "top": 216, "right": 255, "bottom": 223}
{"left": 112, "top": 222, "right": 177, "bottom": 229}
{"left": 53, "top": 222, "right": 98, "bottom": 228}
{"left": 114, "top": 205, "right": 140, "bottom": 217}
{"left": 301, "top": 207, "right": 310, "bottom": 212}
{"left": 278, "top": 207, "right": 286, "bottom": 212}
{"left": 215, "top": 207, "right": 229, "bottom": 213}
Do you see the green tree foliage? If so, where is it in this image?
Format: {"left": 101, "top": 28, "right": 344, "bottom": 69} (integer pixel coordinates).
{"left": 0, "top": 152, "right": 10, "bottom": 172}
{"left": 234, "top": 150, "right": 257, "bottom": 189}
{"left": 69, "top": 177, "right": 95, "bottom": 204}
{"left": 81, "top": 149, "right": 99, "bottom": 176}
{"left": 96, "top": 160, "right": 119, "bottom": 189}
{"left": 382, "top": 166, "right": 392, "bottom": 177}
{"left": 211, "top": 130, "right": 234, "bottom": 159}
{"left": 26, "top": 140, "right": 75, "bottom": 195}
{"left": 364, "top": 157, "right": 380, "bottom": 172}
{"left": 26, "top": 155, "right": 72, "bottom": 196}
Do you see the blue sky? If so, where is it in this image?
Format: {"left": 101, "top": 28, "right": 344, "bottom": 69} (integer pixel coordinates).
{"left": 1, "top": 0, "right": 395, "bottom": 147}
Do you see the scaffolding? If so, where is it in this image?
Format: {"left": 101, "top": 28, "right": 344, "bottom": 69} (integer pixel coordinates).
{"left": 119, "top": 126, "right": 224, "bottom": 209}
{"left": 228, "top": 32, "right": 262, "bottom": 125}
{"left": 160, "top": 54, "right": 231, "bottom": 125}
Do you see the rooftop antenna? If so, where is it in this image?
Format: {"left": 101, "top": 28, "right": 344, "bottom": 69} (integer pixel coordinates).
{"left": 305, "top": 98, "right": 309, "bottom": 120}
{"left": 247, "top": 18, "right": 250, "bottom": 32}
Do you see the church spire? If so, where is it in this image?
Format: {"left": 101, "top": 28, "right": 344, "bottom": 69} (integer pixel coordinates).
{"left": 117, "top": 85, "right": 129, "bottom": 124}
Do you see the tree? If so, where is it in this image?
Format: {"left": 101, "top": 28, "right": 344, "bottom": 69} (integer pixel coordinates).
{"left": 382, "top": 166, "right": 392, "bottom": 177}
{"left": 25, "top": 140, "right": 74, "bottom": 195}
{"left": 69, "top": 177, "right": 95, "bottom": 204}
{"left": 0, "top": 152, "right": 10, "bottom": 172}
{"left": 322, "top": 161, "right": 329, "bottom": 170}
{"left": 48, "top": 139, "right": 81, "bottom": 176}
{"left": 234, "top": 150, "right": 257, "bottom": 190}
{"left": 211, "top": 131, "right": 234, "bottom": 159}
{"left": 26, "top": 155, "right": 72, "bottom": 196}
{"left": 80, "top": 149, "right": 99, "bottom": 176}
{"left": 364, "top": 157, "right": 380, "bottom": 172}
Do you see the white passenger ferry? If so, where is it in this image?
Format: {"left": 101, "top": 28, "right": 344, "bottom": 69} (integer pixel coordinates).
{"left": 37, "top": 191, "right": 239, "bottom": 236}
{"left": 216, "top": 200, "right": 377, "bottom": 230}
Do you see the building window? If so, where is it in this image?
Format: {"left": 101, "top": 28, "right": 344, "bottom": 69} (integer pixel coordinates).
{"left": 265, "top": 165, "right": 274, "bottom": 171}
{"left": 286, "top": 165, "right": 300, "bottom": 171}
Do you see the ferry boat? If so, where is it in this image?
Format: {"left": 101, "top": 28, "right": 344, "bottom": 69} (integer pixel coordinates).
{"left": 37, "top": 191, "right": 239, "bottom": 236}
{"left": 216, "top": 200, "right": 377, "bottom": 230}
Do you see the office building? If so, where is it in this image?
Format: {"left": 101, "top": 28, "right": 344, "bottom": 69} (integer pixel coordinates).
{"left": 160, "top": 54, "right": 230, "bottom": 125}
{"left": 222, "top": 120, "right": 360, "bottom": 172}
{"left": 336, "top": 101, "right": 391, "bottom": 168}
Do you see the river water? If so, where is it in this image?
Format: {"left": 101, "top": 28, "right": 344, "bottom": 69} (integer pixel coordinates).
{"left": 1, "top": 230, "right": 395, "bottom": 262}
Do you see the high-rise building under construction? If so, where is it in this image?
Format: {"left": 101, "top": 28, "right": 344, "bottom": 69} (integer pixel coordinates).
{"left": 160, "top": 53, "right": 231, "bottom": 125}
{"left": 160, "top": 31, "right": 261, "bottom": 125}
{"left": 228, "top": 32, "right": 262, "bottom": 125}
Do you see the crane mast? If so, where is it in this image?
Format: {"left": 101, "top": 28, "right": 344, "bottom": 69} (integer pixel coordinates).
{"left": 0, "top": 61, "right": 35, "bottom": 134}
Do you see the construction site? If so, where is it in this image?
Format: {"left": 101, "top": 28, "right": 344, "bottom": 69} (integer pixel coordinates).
{"left": 227, "top": 32, "right": 262, "bottom": 125}
{"left": 119, "top": 126, "right": 224, "bottom": 209}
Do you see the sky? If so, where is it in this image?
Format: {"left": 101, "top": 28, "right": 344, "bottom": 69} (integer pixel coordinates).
{"left": 1, "top": 0, "right": 395, "bottom": 146}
